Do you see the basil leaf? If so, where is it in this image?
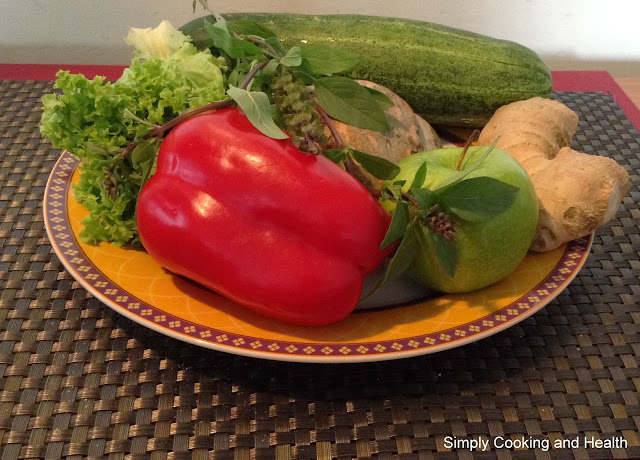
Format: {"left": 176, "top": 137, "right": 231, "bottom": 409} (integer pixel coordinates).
{"left": 439, "top": 176, "right": 519, "bottom": 222}
{"left": 409, "top": 187, "right": 438, "bottom": 210}
{"left": 385, "top": 182, "right": 405, "bottom": 201}
{"left": 132, "top": 138, "right": 160, "bottom": 199}
{"left": 301, "top": 43, "right": 360, "bottom": 74}
{"left": 279, "top": 46, "right": 302, "bottom": 67}
{"left": 122, "top": 108, "right": 148, "bottom": 126}
{"left": 322, "top": 148, "right": 348, "bottom": 164}
{"left": 432, "top": 139, "right": 499, "bottom": 191}
{"left": 410, "top": 161, "right": 427, "bottom": 189}
{"left": 265, "top": 37, "right": 288, "bottom": 56}
{"left": 349, "top": 148, "right": 400, "bottom": 180}
{"left": 227, "top": 86, "right": 288, "bottom": 140}
{"left": 315, "top": 76, "right": 390, "bottom": 132}
{"left": 228, "top": 18, "right": 278, "bottom": 39}
{"left": 227, "top": 62, "right": 251, "bottom": 88}
{"left": 211, "top": 16, "right": 230, "bottom": 32}
{"left": 365, "top": 87, "right": 395, "bottom": 111}
{"left": 380, "top": 199, "right": 409, "bottom": 249}
{"left": 427, "top": 228, "right": 457, "bottom": 277}
{"left": 204, "top": 19, "right": 263, "bottom": 59}
{"left": 263, "top": 59, "right": 280, "bottom": 77}
{"left": 288, "top": 59, "right": 318, "bottom": 85}
{"left": 381, "top": 221, "right": 418, "bottom": 281}
{"left": 362, "top": 217, "right": 420, "bottom": 300}
{"left": 131, "top": 138, "right": 156, "bottom": 167}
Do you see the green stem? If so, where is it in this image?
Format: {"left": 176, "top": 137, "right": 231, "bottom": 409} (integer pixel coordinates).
{"left": 316, "top": 104, "right": 344, "bottom": 149}
{"left": 246, "top": 36, "right": 280, "bottom": 59}
{"left": 241, "top": 59, "right": 269, "bottom": 91}
{"left": 197, "top": 0, "right": 224, "bottom": 22}
{"left": 371, "top": 188, "right": 420, "bottom": 210}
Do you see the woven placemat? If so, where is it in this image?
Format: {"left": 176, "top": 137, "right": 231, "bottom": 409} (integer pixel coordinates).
{"left": 0, "top": 80, "right": 639, "bottom": 460}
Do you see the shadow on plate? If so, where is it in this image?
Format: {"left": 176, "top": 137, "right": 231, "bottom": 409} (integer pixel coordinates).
{"left": 169, "top": 263, "right": 527, "bottom": 343}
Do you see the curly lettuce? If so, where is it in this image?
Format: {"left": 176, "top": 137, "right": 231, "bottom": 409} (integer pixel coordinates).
{"left": 40, "top": 20, "right": 227, "bottom": 247}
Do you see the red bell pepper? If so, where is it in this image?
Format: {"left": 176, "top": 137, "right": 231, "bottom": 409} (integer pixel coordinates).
{"left": 136, "top": 108, "right": 392, "bottom": 325}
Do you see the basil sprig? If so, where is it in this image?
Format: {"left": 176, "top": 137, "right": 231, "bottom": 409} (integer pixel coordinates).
{"left": 198, "top": 16, "right": 391, "bottom": 137}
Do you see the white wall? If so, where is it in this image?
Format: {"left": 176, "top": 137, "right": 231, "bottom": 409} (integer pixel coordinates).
{"left": 2, "top": 0, "right": 640, "bottom": 76}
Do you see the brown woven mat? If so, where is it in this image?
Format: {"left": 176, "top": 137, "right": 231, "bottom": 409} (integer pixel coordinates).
{"left": 1, "top": 79, "right": 639, "bottom": 460}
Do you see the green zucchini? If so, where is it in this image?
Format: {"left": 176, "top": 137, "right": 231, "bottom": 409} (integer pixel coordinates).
{"left": 180, "top": 14, "right": 552, "bottom": 127}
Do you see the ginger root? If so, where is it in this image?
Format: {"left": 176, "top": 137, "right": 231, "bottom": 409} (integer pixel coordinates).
{"left": 478, "top": 97, "right": 630, "bottom": 252}
{"left": 326, "top": 81, "right": 441, "bottom": 190}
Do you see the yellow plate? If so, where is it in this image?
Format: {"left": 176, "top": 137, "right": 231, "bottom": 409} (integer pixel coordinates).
{"left": 45, "top": 151, "right": 593, "bottom": 362}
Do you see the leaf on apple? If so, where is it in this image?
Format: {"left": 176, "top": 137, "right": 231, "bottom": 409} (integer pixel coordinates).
{"left": 410, "top": 161, "right": 427, "bottom": 189}
{"left": 427, "top": 229, "right": 457, "bottom": 278}
{"left": 362, "top": 216, "right": 420, "bottom": 300}
{"left": 438, "top": 176, "right": 519, "bottom": 222}
{"left": 380, "top": 198, "right": 409, "bottom": 249}
{"left": 409, "top": 187, "right": 438, "bottom": 210}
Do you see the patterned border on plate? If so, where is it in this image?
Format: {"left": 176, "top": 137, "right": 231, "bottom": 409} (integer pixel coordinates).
{"left": 44, "top": 151, "right": 592, "bottom": 362}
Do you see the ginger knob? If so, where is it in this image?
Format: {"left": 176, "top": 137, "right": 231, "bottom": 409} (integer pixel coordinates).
{"left": 478, "top": 97, "right": 630, "bottom": 252}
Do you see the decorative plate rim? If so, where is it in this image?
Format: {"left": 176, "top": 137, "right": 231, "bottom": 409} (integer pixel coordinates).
{"left": 44, "top": 151, "right": 593, "bottom": 363}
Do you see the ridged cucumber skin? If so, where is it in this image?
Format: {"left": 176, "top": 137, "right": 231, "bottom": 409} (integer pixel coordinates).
{"left": 181, "top": 14, "right": 553, "bottom": 127}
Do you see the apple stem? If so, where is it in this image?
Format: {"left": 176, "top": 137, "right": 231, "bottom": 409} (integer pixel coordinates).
{"left": 455, "top": 129, "right": 480, "bottom": 171}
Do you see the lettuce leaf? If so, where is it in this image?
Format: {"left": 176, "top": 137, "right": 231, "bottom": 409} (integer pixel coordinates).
{"left": 126, "top": 20, "right": 191, "bottom": 60}
{"left": 40, "top": 21, "right": 227, "bottom": 247}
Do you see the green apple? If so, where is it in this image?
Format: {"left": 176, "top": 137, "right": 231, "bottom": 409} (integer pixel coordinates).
{"left": 386, "top": 146, "right": 538, "bottom": 293}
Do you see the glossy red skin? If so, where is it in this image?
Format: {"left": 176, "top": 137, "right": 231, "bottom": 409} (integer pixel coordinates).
{"left": 137, "top": 108, "right": 392, "bottom": 325}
